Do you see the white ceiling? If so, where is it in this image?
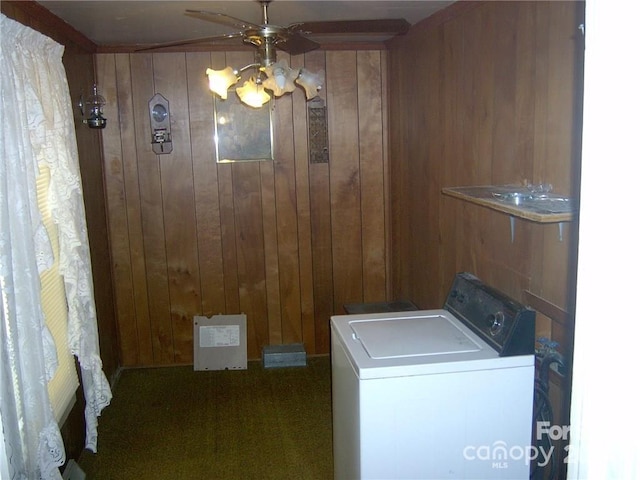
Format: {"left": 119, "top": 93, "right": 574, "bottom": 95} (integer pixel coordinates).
{"left": 37, "top": 1, "right": 454, "bottom": 47}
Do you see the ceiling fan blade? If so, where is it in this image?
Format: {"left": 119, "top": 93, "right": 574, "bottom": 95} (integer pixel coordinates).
{"left": 276, "top": 33, "right": 320, "bottom": 56}
{"left": 289, "top": 19, "right": 411, "bottom": 36}
{"left": 185, "top": 10, "right": 261, "bottom": 31}
{"left": 135, "top": 33, "right": 244, "bottom": 52}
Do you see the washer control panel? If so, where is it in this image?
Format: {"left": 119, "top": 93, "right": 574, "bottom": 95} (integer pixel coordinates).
{"left": 444, "top": 272, "right": 535, "bottom": 356}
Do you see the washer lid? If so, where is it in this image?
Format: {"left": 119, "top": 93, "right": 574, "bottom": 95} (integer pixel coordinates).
{"left": 350, "top": 314, "right": 482, "bottom": 359}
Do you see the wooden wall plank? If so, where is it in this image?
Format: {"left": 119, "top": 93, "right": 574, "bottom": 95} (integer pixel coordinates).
{"left": 152, "top": 52, "right": 201, "bottom": 363}
{"left": 422, "top": 26, "right": 445, "bottom": 306}
{"left": 260, "top": 152, "right": 282, "bottom": 346}
{"left": 210, "top": 53, "right": 241, "bottom": 316}
{"left": 490, "top": 2, "right": 520, "bottom": 184}
{"left": 357, "top": 51, "right": 387, "bottom": 303}
{"left": 233, "top": 162, "right": 269, "bottom": 359}
{"left": 442, "top": 14, "right": 467, "bottom": 296}
{"left": 218, "top": 157, "right": 241, "bottom": 315}
{"left": 459, "top": 10, "right": 485, "bottom": 281}
{"left": 502, "top": 2, "right": 536, "bottom": 284}
{"left": 187, "top": 51, "right": 226, "bottom": 317}
{"left": 380, "top": 50, "right": 391, "bottom": 301}
{"left": 291, "top": 54, "right": 316, "bottom": 354}
{"left": 306, "top": 51, "right": 334, "bottom": 353}
{"left": 272, "top": 65, "right": 303, "bottom": 345}
{"left": 538, "top": 2, "right": 582, "bottom": 311}
{"left": 457, "top": 6, "right": 497, "bottom": 297}
{"left": 529, "top": 0, "right": 551, "bottom": 300}
{"left": 484, "top": 2, "right": 521, "bottom": 291}
{"left": 225, "top": 51, "right": 265, "bottom": 358}
{"left": 129, "top": 53, "right": 173, "bottom": 364}
{"left": 543, "top": 2, "right": 579, "bottom": 196}
{"left": 96, "top": 53, "right": 139, "bottom": 366}
{"left": 327, "top": 50, "right": 363, "bottom": 312}
{"left": 515, "top": 2, "right": 537, "bottom": 185}
{"left": 388, "top": 32, "right": 412, "bottom": 302}
{"left": 114, "top": 53, "right": 154, "bottom": 365}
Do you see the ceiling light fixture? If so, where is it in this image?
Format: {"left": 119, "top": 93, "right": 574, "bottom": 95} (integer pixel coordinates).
{"left": 206, "top": 56, "right": 323, "bottom": 108}
{"left": 204, "top": 1, "right": 323, "bottom": 108}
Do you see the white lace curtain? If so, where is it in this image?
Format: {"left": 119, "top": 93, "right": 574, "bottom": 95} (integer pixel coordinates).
{"left": 1, "top": 14, "right": 112, "bottom": 479}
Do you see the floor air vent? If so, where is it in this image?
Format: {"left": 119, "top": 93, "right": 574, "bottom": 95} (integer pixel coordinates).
{"left": 262, "top": 343, "right": 307, "bottom": 368}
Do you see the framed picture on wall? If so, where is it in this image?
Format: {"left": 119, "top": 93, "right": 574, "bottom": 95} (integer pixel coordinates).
{"left": 213, "top": 91, "right": 274, "bottom": 163}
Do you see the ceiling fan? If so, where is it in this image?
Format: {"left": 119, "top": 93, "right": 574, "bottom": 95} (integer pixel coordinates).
{"left": 140, "top": 0, "right": 411, "bottom": 108}
{"left": 140, "top": 0, "right": 411, "bottom": 62}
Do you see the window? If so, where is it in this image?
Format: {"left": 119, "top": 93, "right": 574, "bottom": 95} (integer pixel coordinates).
{"left": 36, "top": 163, "right": 79, "bottom": 424}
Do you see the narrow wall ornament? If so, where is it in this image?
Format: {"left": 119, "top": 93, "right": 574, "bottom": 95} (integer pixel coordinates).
{"left": 308, "top": 97, "right": 329, "bottom": 164}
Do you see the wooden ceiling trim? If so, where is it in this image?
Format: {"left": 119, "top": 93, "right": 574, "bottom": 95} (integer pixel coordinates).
{"left": 96, "top": 42, "right": 388, "bottom": 54}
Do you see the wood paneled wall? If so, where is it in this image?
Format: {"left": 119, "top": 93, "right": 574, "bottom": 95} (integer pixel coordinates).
{"left": 387, "top": 0, "right": 583, "bottom": 434}
{"left": 389, "top": 0, "right": 582, "bottom": 321}
{"left": 97, "top": 49, "right": 388, "bottom": 365}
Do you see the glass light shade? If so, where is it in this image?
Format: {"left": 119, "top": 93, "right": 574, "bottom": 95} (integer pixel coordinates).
{"left": 262, "top": 60, "right": 300, "bottom": 97}
{"left": 206, "top": 66, "right": 239, "bottom": 99}
{"left": 236, "top": 78, "right": 271, "bottom": 108}
{"left": 296, "top": 68, "right": 324, "bottom": 100}
{"left": 80, "top": 84, "right": 107, "bottom": 129}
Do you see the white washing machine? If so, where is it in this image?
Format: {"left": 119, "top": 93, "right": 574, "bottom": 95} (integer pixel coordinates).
{"left": 331, "top": 272, "right": 536, "bottom": 480}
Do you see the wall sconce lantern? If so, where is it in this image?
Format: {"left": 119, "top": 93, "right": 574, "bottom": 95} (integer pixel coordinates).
{"left": 78, "top": 84, "right": 107, "bottom": 129}
{"left": 148, "top": 93, "right": 173, "bottom": 154}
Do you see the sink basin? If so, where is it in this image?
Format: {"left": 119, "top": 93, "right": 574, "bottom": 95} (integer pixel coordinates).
{"left": 492, "top": 191, "right": 535, "bottom": 205}
{"left": 492, "top": 191, "right": 573, "bottom": 214}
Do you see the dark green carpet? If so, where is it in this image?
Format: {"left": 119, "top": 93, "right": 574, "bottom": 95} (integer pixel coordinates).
{"left": 78, "top": 356, "right": 333, "bottom": 479}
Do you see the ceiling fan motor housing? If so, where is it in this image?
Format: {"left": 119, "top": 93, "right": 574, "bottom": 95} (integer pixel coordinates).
{"left": 244, "top": 26, "right": 284, "bottom": 67}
